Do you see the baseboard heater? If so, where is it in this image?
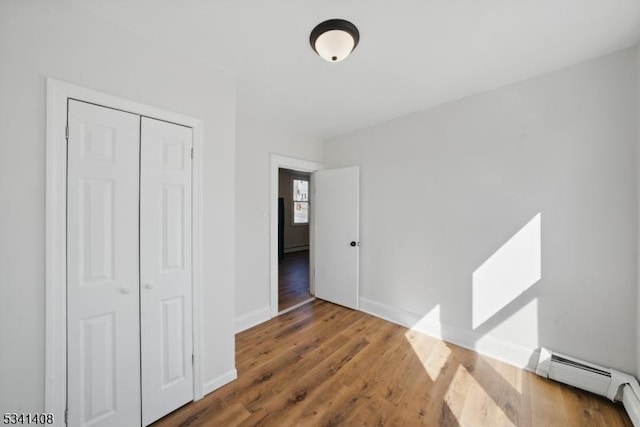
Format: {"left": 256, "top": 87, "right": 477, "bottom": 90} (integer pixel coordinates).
{"left": 536, "top": 347, "right": 640, "bottom": 426}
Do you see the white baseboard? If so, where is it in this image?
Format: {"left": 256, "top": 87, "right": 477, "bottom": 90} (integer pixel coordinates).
{"left": 284, "top": 245, "right": 309, "bottom": 254}
{"left": 359, "top": 297, "right": 538, "bottom": 371}
{"left": 235, "top": 306, "right": 271, "bottom": 333}
{"left": 202, "top": 369, "right": 238, "bottom": 396}
{"left": 278, "top": 297, "right": 315, "bottom": 315}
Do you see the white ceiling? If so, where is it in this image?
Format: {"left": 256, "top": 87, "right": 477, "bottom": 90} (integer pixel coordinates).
{"left": 71, "top": 0, "right": 640, "bottom": 139}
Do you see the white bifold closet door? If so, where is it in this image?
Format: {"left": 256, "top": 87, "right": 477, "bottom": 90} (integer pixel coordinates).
{"left": 67, "top": 101, "right": 142, "bottom": 427}
{"left": 67, "top": 100, "right": 193, "bottom": 427}
{"left": 140, "top": 117, "right": 193, "bottom": 426}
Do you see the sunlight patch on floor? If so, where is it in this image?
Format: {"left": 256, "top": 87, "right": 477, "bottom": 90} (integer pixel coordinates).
{"left": 405, "top": 328, "right": 451, "bottom": 381}
{"left": 446, "top": 365, "right": 517, "bottom": 427}
{"left": 479, "top": 354, "right": 524, "bottom": 394}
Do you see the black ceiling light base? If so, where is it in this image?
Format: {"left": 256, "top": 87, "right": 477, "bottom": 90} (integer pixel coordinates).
{"left": 310, "top": 19, "right": 360, "bottom": 62}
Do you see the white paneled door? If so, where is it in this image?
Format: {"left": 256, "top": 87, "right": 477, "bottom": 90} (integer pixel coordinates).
{"left": 67, "top": 101, "right": 194, "bottom": 427}
{"left": 140, "top": 118, "right": 193, "bottom": 426}
{"left": 313, "top": 167, "right": 360, "bottom": 309}
{"left": 67, "top": 100, "right": 142, "bottom": 427}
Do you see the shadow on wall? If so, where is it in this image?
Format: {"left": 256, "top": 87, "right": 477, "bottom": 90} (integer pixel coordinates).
{"left": 406, "top": 213, "right": 542, "bottom": 424}
{"left": 472, "top": 213, "right": 541, "bottom": 330}
{"left": 407, "top": 213, "right": 542, "bottom": 361}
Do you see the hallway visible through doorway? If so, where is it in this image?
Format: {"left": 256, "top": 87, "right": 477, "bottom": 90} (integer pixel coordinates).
{"left": 277, "top": 168, "right": 313, "bottom": 312}
{"left": 278, "top": 250, "right": 312, "bottom": 311}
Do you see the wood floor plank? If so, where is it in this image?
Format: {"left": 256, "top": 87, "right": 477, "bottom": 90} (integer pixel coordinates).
{"left": 234, "top": 299, "right": 326, "bottom": 348}
{"left": 234, "top": 333, "right": 351, "bottom": 412}
{"left": 152, "top": 300, "right": 631, "bottom": 427}
{"left": 226, "top": 312, "right": 367, "bottom": 416}
{"left": 529, "top": 372, "right": 572, "bottom": 426}
{"left": 217, "top": 323, "right": 357, "bottom": 412}
{"left": 235, "top": 302, "right": 341, "bottom": 372}
{"left": 463, "top": 356, "right": 521, "bottom": 426}
{"left": 336, "top": 321, "right": 406, "bottom": 388}
{"left": 239, "top": 336, "right": 370, "bottom": 425}
{"left": 560, "top": 384, "right": 633, "bottom": 427}
{"left": 287, "top": 323, "right": 409, "bottom": 426}
{"left": 278, "top": 250, "right": 312, "bottom": 311}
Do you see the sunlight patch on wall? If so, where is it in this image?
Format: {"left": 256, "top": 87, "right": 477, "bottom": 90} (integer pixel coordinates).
{"left": 406, "top": 305, "right": 450, "bottom": 381}
{"left": 410, "top": 304, "right": 441, "bottom": 336}
{"left": 472, "top": 213, "right": 541, "bottom": 329}
{"left": 474, "top": 298, "right": 539, "bottom": 362}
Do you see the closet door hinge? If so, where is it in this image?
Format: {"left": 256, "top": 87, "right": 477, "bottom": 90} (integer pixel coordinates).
{"left": 192, "top": 354, "right": 194, "bottom": 365}
{"left": 64, "top": 409, "right": 68, "bottom": 424}
{"left": 190, "top": 148, "right": 194, "bottom": 159}
{"left": 65, "top": 125, "right": 69, "bottom": 140}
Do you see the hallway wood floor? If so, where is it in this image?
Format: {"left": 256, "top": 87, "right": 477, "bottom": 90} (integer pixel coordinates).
{"left": 152, "top": 300, "right": 631, "bottom": 427}
{"left": 278, "top": 250, "right": 312, "bottom": 312}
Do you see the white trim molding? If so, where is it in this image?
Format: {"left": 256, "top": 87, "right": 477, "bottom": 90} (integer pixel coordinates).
{"left": 284, "top": 245, "right": 310, "bottom": 254}
{"left": 269, "top": 154, "right": 323, "bottom": 318}
{"left": 359, "top": 297, "right": 539, "bottom": 371}
{"left": 45, "top": 79, "right": 68, "bottom": 425}
{"left": 235, "top": 306, "right": 271, "bottom": 333}
{"left": 277, "top": 298, "right": 316, "bottom": 316}
{"left": 45, "top": 78, "right": 207, "bottom": 421}
{"left": 202, "top": 370, "right": 238, "bottom": 396}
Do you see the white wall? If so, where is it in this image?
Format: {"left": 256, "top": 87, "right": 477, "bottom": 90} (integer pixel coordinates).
{"left": 235, "top": 114, "right": 322, "bottom": 321}
{"left": 637, "top": 44, "right": 640, "bottom": 377}
{"left": 0, "top": 0, "right": 236, "bottom": 412}
{"left": 325, "top": 49, "right": 638, "bottom": 372}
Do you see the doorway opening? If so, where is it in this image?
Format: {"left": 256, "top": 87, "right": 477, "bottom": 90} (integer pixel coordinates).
{"left": 269, "top": 154, "right": 323, "bottom": 318}
{"left": 278, "top": 168, "right": 314, "bottom": 313}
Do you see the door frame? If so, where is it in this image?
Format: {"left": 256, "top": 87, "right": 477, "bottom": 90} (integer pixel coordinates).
{"left": 45, "top": 78, "right": 206, "bottom": 421}
{"left": 269, "top": 154, "right": 323, "bottom": 318}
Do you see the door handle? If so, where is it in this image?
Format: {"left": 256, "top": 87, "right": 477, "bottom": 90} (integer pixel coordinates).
{"left": 120, "top": 287, "right": 130, "bottom": 294}
{"left": 350, "top": 241, "right": 357, "bottom": 247}
{"left": 144, "top": 283, "right": 153, "bottom": 290}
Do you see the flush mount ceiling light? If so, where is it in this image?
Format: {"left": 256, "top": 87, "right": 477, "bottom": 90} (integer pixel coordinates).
{"left": 310, "top": 19, "right": 360, "bottom": 62}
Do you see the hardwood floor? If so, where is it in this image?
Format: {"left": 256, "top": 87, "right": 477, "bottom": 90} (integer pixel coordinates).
{"left": 152, "top": 300, "right": 631, "bottom": 427}
{"left": 278, "top": 250, "right": 312, "bottom": 311}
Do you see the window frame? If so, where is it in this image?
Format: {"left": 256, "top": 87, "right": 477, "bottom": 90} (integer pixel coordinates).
{"left": 292, "top": 177, "right": 310, "bottom": 225}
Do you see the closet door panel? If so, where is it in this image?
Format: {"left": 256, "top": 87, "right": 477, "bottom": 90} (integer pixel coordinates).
{"left": 67, "top": 100, "right": 141, "bottom": 427}
{"left": 140, "top": 117, "right": 193, "bottom": 426}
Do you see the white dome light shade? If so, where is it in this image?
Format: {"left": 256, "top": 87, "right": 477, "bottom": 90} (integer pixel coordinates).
{"left": 314, "top": 30, "right": 355, "bottom": 62}
{"left": 310, "top": 19, "right": 359, "bottom": 63}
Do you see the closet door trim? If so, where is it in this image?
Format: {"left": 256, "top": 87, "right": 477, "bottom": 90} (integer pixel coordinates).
{"left": 45, "top": 78, "right": 205, "bottom": 424}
